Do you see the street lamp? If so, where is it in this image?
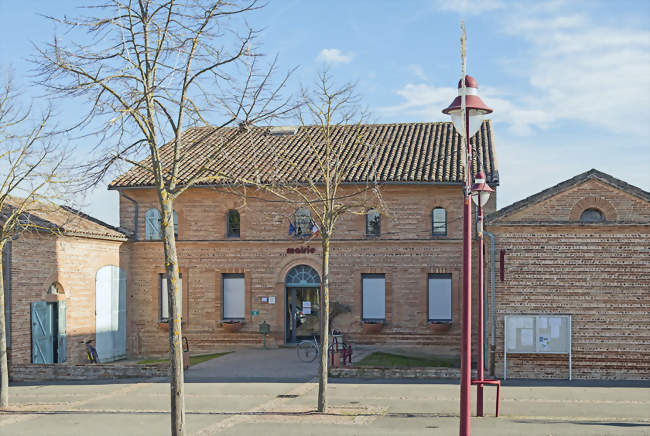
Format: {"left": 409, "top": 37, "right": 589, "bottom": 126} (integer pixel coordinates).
{"left": 471, "top": 171, "right": 494, "bottom": 417}
{"left": 443, "top": 74, "right": 492, "bottom": 436}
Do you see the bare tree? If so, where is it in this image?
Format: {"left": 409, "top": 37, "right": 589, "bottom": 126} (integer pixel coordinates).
{"left": 34, "top": 2, "right": 291, "bottom": 434}
{"left": 244, "top": 72, "right": 383, "bottom": 412}
{"left": 0, "top": 75, "right": 65, "bottom": 408}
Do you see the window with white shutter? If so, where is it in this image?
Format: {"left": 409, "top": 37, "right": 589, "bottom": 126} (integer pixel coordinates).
{"left": 428, "top": 274, "right": 452, "bottom": 322}
{"left": 362, "top": 274, "right": 385, "bottom": 321}
{"left": 223, "top": 274, "right": 245, "bottom": 319}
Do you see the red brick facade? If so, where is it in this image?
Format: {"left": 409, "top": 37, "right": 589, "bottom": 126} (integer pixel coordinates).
{"left": 486, "top": 171, "right": 650, "bottom": 380}
{"left": 7, "top": 234, "right": 125, "bottom": 364}
{"left": 119, "top": 185, "right": 496, "bottom": 358}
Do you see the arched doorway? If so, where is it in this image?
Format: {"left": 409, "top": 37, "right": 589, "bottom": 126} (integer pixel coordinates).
{"left": 285, "top": 265, "right": 320, "bottom": 343}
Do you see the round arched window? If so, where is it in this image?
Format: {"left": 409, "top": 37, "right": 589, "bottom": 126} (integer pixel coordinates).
{"left": 580, "top": 208, "right": 604, "bottom": 223}
{"left": 48, "top": 282, "right": 64, "bottom": 295}
{"left": 285, "top": 265, "right": 320, "bottom": 287}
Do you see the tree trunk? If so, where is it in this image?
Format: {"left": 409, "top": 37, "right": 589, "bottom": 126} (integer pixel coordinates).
{"left": 160, "top": 196, "right": 185, "bottom": 435}
{"left": 318, "top": 236, "right": 330, "bottom": 413}
{"left": 0, "top": 242, "right": 8, "bottom": 409}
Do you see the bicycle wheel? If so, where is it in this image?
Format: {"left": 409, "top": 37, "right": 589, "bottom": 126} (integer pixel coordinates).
{"left": 297, "top": 341, "right": 318, "bottom": 362}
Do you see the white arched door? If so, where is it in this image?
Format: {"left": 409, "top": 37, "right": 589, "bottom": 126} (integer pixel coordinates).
{"left": 95, "top": 265, "right": 126, "bottom": 362}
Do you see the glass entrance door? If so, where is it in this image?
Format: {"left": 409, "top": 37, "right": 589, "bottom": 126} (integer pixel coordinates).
{"left": 285, "top": 287, "right": 320, "bottom": 343}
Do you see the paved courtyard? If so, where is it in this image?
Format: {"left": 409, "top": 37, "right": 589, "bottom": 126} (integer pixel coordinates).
{"left": 1, "top": 349, "right": 649, "bottom": 435}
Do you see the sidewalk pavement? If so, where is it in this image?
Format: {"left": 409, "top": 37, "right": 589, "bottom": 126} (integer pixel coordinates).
{"left": 3, "top": 348, "right": 649, "bottom": 435}
{"left": 2, "top": 377, "right": 649, "bottom": 435}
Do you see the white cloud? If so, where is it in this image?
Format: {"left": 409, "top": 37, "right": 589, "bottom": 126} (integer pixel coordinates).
{"left": 381, "top": 6, "right": 650, "bottom": 137}
{"left": 435, "top": 0, "right": 504, "bottom": 15}
{"left": 500, "top": 7, "right": 650, "bottom": 136}
{"left": 316, "top": 48, "right": 354, "bottom": 64}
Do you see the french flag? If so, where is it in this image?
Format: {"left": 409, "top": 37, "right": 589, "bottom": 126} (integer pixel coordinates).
{"left": 310, "top": 220, "right": 320, "bottom": 237}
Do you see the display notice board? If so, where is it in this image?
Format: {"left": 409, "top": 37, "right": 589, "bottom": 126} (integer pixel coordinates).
{"left": 504, "top": 314, "right": 572, "bottom": 380}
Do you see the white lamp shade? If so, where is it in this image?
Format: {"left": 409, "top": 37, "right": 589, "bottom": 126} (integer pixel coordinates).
{"left": 451, "top": 110, "right": 485, "bottom": 138}
{"left": 471, "top": 190, "right": 491, "bottom": 207}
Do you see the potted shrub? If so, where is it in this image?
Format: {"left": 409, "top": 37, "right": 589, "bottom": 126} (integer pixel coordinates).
{"left": 361, "top": 320, "right": 383, "bottom": 334}
{"left": 222, "top": 320, "right": 243, "bottom": 332}
{"left": 428, "top": 321, "right": 452, "bottom": 333}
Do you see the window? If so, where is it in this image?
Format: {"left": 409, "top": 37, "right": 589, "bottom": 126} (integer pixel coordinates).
{"left": 160, "top": 273, "right": 182, "bottom": 321}
{"left": 145, "top": 209, "right": 162, "bottom": 240}
{"left": 366, "top": 209, "right": 381, "bottom": 237}
{"left": 432, "top": 207, "right": 447, "bottom": 236}
{"left": 145, "top": 209, "right": 178, "bottom": 239}
{"left": 294, "top": 208, "right": 312, "bottom": 237}
{"left": 223, "top": 274, "right": 245, "bottom": 319}
{"left": 362, "top": 274, "right": 385, "bottom": 321}
{"left": 227, "top": 210, "right": 240, "bottom": 238}
{"left": 428, "top": 274, "right": 452, "bottom": 322}
{"left": 580, "top": 208, "right": 604, "bottom": 223}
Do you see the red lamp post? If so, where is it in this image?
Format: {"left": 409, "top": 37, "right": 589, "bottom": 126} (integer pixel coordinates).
{"left": 471, "top": 171, "right": 494, "bottom": 417}
{"left": 443, "top": 75, "right": 492, "bottom": 435}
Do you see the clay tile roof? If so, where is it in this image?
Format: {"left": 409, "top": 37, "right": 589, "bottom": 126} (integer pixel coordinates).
{"left": 2, "top": 199, "right": 128, "bottom": 241}
{"left": 109, "top": 121, "right": 499, "bottom": 189}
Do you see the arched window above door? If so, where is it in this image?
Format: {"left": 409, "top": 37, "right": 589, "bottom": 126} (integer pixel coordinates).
{"left": 285, "top": 265, "right": 320, "bottom": 287}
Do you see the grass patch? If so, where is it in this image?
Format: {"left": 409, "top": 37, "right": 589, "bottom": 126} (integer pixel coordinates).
{"left": 137, "top": 352, "right": 230, "bottom": 366}
{"left": 356, "top": 352, "right": 455, "bottom": 368}
{"left": 189, "top": 352, "right": 230, "bottom": 366}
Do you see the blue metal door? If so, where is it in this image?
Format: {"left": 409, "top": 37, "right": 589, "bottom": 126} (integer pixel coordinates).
{"left": 31, "top": 301, "right": 54, "bottom": 364}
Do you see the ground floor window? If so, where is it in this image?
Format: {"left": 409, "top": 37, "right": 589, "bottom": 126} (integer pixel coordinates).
{"left": 362, "top": 274, "right": 386, "bottom": 321}
{"left": 160, "top": 273, "right": 182, "bottom": 321}
{"left": 223, "top": 274, "right": 245, "bottom": 319}
{"left": 428, "top": 273, "right": 452, "bottom": 322}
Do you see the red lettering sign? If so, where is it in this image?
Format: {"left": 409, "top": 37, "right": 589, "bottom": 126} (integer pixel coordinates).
{"left": 286, "top": 246, "right": 316, "bottom": 254}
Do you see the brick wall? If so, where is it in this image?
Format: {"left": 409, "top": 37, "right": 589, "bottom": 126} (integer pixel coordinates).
{"left": 8, "top": 233, "right": 124, "bottom": 365}
{"left": 487, "top": 179, "right": 650, "bottom": 380}
{"left": 504, "top": 179, "right": 650, "bottom": 223}
{"left": 10, "top": 363, "right": 168, "bottom": 382}
{"left": 120, "top": 184, "right": 493, "bottom": 359}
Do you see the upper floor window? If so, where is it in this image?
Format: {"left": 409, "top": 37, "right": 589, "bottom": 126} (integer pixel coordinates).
{"left": 145, "top": 209, "right": 178, "bottom": 239}
{"left": 432, "top": 207, "right": 447, "bottom": 236}
{"left": 580, "top": 208, "right": 604, "bottom": 223}
{"left": 227, "top": 210, "right": 240, "bottom": 238}
{"left": 294, "top": 208, "right": 312, "bottom": 237}
{"left": 145, "top": 209, "right": 162, "bottom": 240}
{"left": 366, "top": 209, "right": 381, "bottom": 237}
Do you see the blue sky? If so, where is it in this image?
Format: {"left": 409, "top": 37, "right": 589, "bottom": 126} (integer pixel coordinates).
{"left": 1, "top": 0, "right": 649, "bottom": 225}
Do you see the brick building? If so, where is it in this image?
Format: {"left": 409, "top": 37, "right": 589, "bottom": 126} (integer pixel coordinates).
{"left": 486, "top": 169, "right": 650, "bottom": 380}
{"left": 109, "top": 121, "right": 498, "bottom": 358}
{"left": 3, "top": 205, "right": 128, "bottom": 365}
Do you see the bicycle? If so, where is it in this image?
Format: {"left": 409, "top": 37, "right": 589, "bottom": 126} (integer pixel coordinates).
{"left": 296, "top": 334, "right": 320, "bottom": 362}
{"left": 296, "top": 331, "right": 349, "bottom": 363}
{"left": 82, "top": 339, "right": 99, "bottom": 363}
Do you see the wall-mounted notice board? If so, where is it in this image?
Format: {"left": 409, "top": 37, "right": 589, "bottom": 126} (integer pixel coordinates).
{"left": 504, "top": 314, "right": 572, "bottom": 380}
